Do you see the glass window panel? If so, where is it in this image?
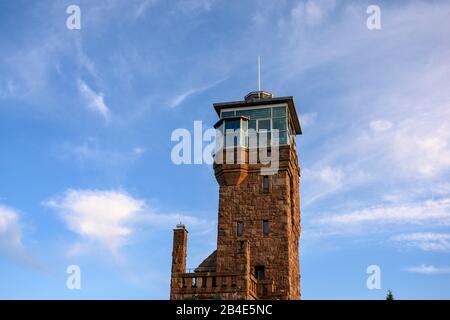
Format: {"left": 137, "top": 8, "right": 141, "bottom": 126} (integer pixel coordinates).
{"left": 225, "top": 119, "right": 240, "bottom": 131}
{"left": 248, "top": 132, "right": 258, "bottom": 148}
{"left": 272, "top": 118, "right": 286, "bottom": 131}
{"left": 236, "top": 108, "right": 271, "bottom": 119}
{"left": 258, "top": 119, "right": 271, "bottom": 131}
{"left": 271, "top": 131, "right": 287, "bottom": 145}
{"left": 224, "top": 134, "right": 239, "bottom": 147}
{"left": 221, "top": 111, "right": 235, "bottom": 117}
{"left": 248, "top": 119, "right": 257, "bottom": 130}
{"left": 241, "top": 119, "right": 248, "bottom": 131}
{"left": 272, "top": 106, "right": 286, "bottom": 118}
{"left": 255, "top": 266, "right": 265, "bottom": 280}
{"left": 279, "top": 131, "right": 287, "bottom": 145}
{"left": 258, "top": 132, "right": 271, "bottom": 147}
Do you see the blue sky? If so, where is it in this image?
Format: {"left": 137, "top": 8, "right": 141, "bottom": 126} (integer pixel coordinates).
{"left": 1, "top": 0, "right": 450, "bottom": 299}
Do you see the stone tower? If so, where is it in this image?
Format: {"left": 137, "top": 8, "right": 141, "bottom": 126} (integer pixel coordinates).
{"left": 170, "top": 91, "right": 302, "bottom": 300}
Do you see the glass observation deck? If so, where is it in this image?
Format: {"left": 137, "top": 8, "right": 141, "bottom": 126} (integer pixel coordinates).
{"left": 214, "top": 105, "right": 296, "bottom": 148}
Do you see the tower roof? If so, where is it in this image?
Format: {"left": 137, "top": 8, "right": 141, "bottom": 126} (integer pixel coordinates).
{"left": 213, "top": 93, "right": 302, "bottom": 135}
{"left": 194, "top": 250, "right": 217, "bottom": 272}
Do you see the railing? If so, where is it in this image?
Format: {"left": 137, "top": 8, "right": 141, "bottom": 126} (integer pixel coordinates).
{"left": 249, "top": 274, "right": 258, "bottom": 299}
{"left": 175, "top": 272, "right": 239, "bottom": 293}
{"left": 256, "top": 279, "right": 274, "bottom": 299}
{"left": 173, "top": 271, "right": 275, "bottom": 299}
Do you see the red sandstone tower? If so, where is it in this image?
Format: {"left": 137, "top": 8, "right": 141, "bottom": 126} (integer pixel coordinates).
{"left": 170, "top": 91, "right": 302, "bottom": 300}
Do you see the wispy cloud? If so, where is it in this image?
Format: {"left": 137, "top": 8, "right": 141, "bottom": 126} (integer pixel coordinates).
{"left": 169, "top": 79, "right": 225, "bottom": 108}
{"left": 0, "top": 205, "right": 24, "bottom": 255}
{"left": 290, "top": 0, "right": 336, "bottom": 28}
{"left": 300, "top": 112, "right": 318, "bottom": 128}
{"left": 369, "top": 120, "right": 393, "bottom": 133}
{"left": 405, "top": 264, "right": 450, "bottom": 275}
{"left": 392, "top": 232, "right": 450, "bottom": 252}
{"left": 78, "top": 79, "right": 110, "bottom": 121}
{"left": 0, "top": 204, "right": 55, "bottom": 276}
{"left": 133, "top": 0, "right": 159, "bottom": 19}
{"left": 302, "top": 166, "right": 345, "bottom": 205}
{"left": 316, "top": 198, "right": 450, "bottom": 226}
{"left": 175, "top": 0, "right": 216, "bottom": 14}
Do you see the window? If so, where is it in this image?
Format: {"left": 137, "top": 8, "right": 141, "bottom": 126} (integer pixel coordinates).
{"left": 236, "top": 108, "right": 270, "bottom": 119}
{"left": 224, "top": 118, "right": 247, "bottom": 147}
{"left": 237, "top": 221, "right": 244, "bottom": 237}
{"left": 220, "top": 106, "right": 290, "bottom": 146}
{"left": 263, "top": 176, "right": 269, "bottom": 192}
{"left": 192, "top": 277, "right": 197, "bottom": 288}
{"left": 272, "top": 118, "right": 286, "bottom": 131}
{"left": 255, "top": 266, "right": 265, "bottom": 280}
{"left": 263, "top": 220, "right": 269, "bottom": 236}
{"left": 221, "top": 110, "right": 235, "bottom": 117}
{"left": 224, "top": 118, "right": 240, "bottom": 130}
{"left": 258, "top": 119, "right": 270, "bottom": 131}
{"left": 271, "top": 106, "right": 287, "bottom": 145}
{"left": 202, "top": 276, "right": 207, "bottom": 288}
{"left": 272, "top": 106, "right": 286, "bottom": 118}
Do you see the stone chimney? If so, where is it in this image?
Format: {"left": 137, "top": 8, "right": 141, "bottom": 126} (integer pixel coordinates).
{"left": 171, "top": 223, "right": 188, "bottom": 274}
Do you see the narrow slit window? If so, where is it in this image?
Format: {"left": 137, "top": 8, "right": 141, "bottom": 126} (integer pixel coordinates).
{"left": 263, "top": 176, "right": 269, "bottom": 192}
{"left": 263, "top": 220, "right": 269, "bottom": 236}
{"left": 237, "top": 221, "right": 244, "bottom": 237}
{"left": 202, "top": 276, "right": 207, "bottom": 288}
{"left": 255, "top": 266, "right": 265, "bottom": 280}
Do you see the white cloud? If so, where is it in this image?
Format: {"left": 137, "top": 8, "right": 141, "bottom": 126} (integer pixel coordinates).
{"left": 44, "top": 189, "right": 209, "bottom": 260}
{"left": 392, "top": 232, "right": 450, "bottom": 252}
{"left": 176, "top": 0, "right": 215, "bottom": 13}
{"left": 300, "top": 112, "right": 318, "bottom": 128}
{"left": 45, "top": 190, "right": 142, "bottom": 258}
{"left": 302, "top": 166, "right": 348, "bottom": 205}
{"left": 386, "top": 112, "right": 450, "bottom": 178}
{"left": 0, "top": 205, "right": 24, "bottom": 254}
{"left": 370, "top": 120, "right": 393, "bottom": 132}
{"left": 316, "top": 198, "right": 450, "bottom": 226}
{"left": 290, "top": 0, "right": 336, "bottom": 27}
{"left": 78, "top": 79, "right": 110, "bottom": 121}
{"left": 405, "top": 264, "right": 450, "bottom": 275}
{"left": 315, "top": 166, "right": 344, "bottom": 187}
{"left": 133, "top": 147, "right": 146, "bottom": 157}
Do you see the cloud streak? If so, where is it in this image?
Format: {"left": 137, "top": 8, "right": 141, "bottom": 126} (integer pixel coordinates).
{"left": 78, "top": 79, "right": 110, "bottom": 121}
{"left": 316, "top": 198, "right": 450, "bottom": 226}
{"left": 405, "top": 264, "right": 450, "bottom": 275}
{"left": 392, "top": 232, "right": 450, "bottom": 252}
{"left": 0, "top": 205, "right": 24, "bottom": 255}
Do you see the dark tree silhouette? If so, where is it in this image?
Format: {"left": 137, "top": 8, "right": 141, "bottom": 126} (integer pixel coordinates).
{"left": 386, "top": 290, "right": 394, "bottom": 300}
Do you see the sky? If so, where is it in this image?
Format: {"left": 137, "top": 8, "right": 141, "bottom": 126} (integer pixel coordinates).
{"left": 0, "top": 0, "right": 450, "bottom": 299}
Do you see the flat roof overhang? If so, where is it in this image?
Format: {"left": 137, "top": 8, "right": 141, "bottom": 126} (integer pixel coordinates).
{"left": 213, "top": 96, "right": 302, "bottom": 135}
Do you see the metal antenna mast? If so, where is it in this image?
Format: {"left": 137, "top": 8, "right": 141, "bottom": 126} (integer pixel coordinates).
{"left": 258, "top": 56, "right": 261, "bottom": 98}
